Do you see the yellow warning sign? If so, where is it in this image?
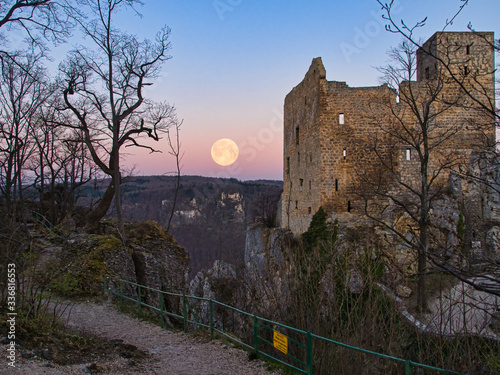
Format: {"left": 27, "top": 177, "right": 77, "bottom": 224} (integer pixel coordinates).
{"left": 273, "top": 331, "right": 288, "bottom": 355}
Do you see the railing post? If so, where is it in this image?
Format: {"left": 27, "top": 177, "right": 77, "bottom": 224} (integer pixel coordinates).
{"left": 159, "top": 292, "right": 165, "bottom": 328}
{"left": 209, "top": 299, "right": 214, "bottom": 340}
{"left": 307, "top": 331, "right": 313, "bottom": 375}
{"left": 138, "top": 285, "right": 142, "bottom": 318}
{"left": 119, "top": 280, "right": 123, "bottom": 311}
{"left": 253, "top": 316, "right": 259, "bottom": 355}
{"left": 183, "top": 294, "right": 188, "bottom": 333}
{"left": 405, "top": 360, "right": 411, "bottom": 375}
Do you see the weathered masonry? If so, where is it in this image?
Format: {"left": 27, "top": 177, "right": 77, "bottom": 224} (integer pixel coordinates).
{"left": 281, "top": 32, "right": 495, "bottom": 234}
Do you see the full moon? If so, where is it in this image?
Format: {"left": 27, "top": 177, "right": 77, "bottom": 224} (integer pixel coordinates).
{"left": 211, "top": 138, "right": 239, "bottom": 166}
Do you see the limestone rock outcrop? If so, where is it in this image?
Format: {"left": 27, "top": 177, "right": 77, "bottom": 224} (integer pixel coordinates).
{"left": 244, "top": 226, "right": 295, "bottom": 318}
{"left": 188, "top": 260, "right": 241, "bottom": 329}
{"left": 39, "top": 221, "right": 190, "bottom": 309}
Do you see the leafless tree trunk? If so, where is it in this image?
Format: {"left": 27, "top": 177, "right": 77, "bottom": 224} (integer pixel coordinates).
{"left": 0, "top": 49, "right": 49, "bottom": 219}
{"left": 358, "top": 41, "right": 470, "bottom": 311}
{"left": 366, "top": 1, "right": 500, "bottom": 305}
{"left": 59, "top": 0, "right": 175, "bottom": 237}
{"left": 30, "top": 103, "right": 94, "bottom": 225}
{"left": 166, "top": 119, "right": 183, "bottom": 233}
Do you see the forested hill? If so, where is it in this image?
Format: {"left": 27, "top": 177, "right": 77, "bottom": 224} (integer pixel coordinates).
{"left": 80, "top": 175, "right": 282, "bottom": 277}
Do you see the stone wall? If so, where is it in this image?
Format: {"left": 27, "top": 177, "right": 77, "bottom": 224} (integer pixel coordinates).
{"left": 281, "top": 57, "right": 325, "bottom": 233}
{"left": 282, "top": 31, "right": 496, "bottom": 236}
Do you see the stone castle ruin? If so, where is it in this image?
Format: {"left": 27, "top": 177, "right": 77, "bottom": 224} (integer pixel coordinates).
{"left": 281, "top": 31, "right": 497, "bottom": 245}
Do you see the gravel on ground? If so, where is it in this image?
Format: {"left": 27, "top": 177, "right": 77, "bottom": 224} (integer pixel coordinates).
{"left": 1, "top": 300, "right": 282, "bottom": 375}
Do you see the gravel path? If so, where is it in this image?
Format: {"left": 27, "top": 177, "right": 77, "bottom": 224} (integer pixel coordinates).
{"left": 1, "top": 301, "right": 281, "bottom": 375}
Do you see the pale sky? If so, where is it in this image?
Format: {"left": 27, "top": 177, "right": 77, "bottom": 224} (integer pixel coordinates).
{"left": 45, "top": 0, "right": 500, "bottom": 180}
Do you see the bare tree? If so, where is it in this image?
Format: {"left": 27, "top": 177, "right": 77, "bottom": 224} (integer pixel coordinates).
{"left": 165, "top": 118, "right": 183, "bottom": 233}
{"left": 29, "top": 99, "right": 95, "bottom": 225}
{"left": 59, "top": 0, "right": 175, "bottom": 237}
{"left": 0, "top": 0, "right": 78, "bottom": 44}
{"left": 377, "top": 0, "right": 498, "bottom": 128}
{"left": 363, "top": 1, "right": 500, "bottom": 309}
{"left": 250, "top": 188, "right": 282, "bottom": 228}
{"left": 0, "top": 48, "right": 50, "bottom": 219}
{"left": 361, "top": 41, "right": 477, "bottom": 311}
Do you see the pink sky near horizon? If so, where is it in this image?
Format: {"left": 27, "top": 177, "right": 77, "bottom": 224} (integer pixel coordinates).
{"left": 128, "top": 106, "right": 284, "bottom": 181}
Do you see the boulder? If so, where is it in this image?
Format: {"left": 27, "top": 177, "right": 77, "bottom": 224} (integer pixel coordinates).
{"left": 39, "top": 221, "right": 190, "bottom": 310}
{"left": 395, "top": 285, "right": 412, "bottom": 298}
{"left": 189, "top": 260, "right": 240, "bottom": 329}
{"left": 485, "top": 226, "right": 500, "bottom": 262}
{"left": 346, "top": 268, "right": 363, "bottom": 294}
{"left": 244, "top": 226, "right": 294, "bottom": 316}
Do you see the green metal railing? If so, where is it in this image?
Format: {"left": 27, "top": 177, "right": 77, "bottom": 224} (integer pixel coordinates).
{"left": 103, "top": 275, "right": 467, "bottom": 375}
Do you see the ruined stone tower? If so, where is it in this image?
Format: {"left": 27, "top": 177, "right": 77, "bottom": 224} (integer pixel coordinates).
{"left": 282, "top": 32, "right": 495, "bottom": 235}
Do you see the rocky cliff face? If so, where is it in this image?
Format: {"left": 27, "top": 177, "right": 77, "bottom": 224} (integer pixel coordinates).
{"left": 188, "top": 260, "right": 241, "bottom": 329}
{"left": 243, "top": 226, "right": 295, "bottom": 318}
{"left": 187, "top": 226, "right": 295, "bottom": 329}
{"left": 470, "top": 152, "right": 500, "bottom": 262}
{"left": 186, "top": 152, "right": 500, "bottom": 336}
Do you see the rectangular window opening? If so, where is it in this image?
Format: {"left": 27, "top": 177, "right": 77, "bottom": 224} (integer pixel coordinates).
{"left": 406, "top": 148, "right": 411, "bottom": 161}
{"left": 464, "top": 66, "right": 469, "bottom": 76}
{"left": 347, "top": 200, "right": 351, "bottom": 212}
{"left": 309, "top": 180, "right": 312, "bottom": 190}
{"left": 295, "top": 200, "right": 298, "bottom": 209}
{"left": 424, "top": 67, "right": 430, "bottom": 80}
{"left": 298, "top": 152, "right": 300, "bottom": 165}
{"left": 286, "top": 157, "right": 290, "bottom": 174}
{"left": 308, "top": 207, "right": 312, "bottom": 214}
{"left": 466, "top": 44, "right": 470, "bottom": 55}
{"left": 339, "top": 113, "right": 344, "bottom": 125}
{"left": 309, "top": 153, "right": 312, "bottom": 162}
{"left": 343, "top": 149, "right": 346, "bottom": 160}
{"left": 296, "top": 127, "right": 300, "bottom": 145}
{"left": 300, "top": 178, "right": 304, "bottom": 187}
{"left": 335, "top": 179, "right": 338, "bottom": 191}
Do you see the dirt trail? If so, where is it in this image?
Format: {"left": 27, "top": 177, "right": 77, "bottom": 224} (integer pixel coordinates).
{"left": 1, "top": 301, "right": 281, "bottom": 375}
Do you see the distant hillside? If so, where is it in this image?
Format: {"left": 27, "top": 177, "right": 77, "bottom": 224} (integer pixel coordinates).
{"left": 78, "top": 175, "right": 282, "bottom": 277}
